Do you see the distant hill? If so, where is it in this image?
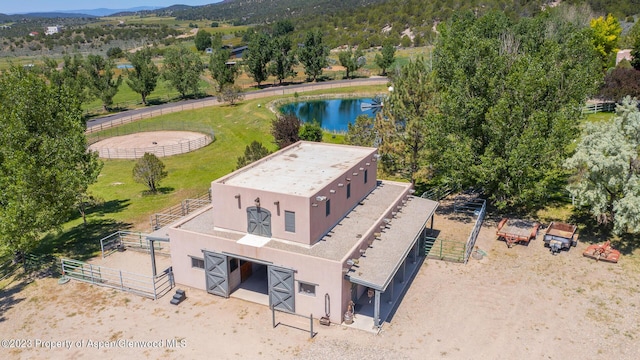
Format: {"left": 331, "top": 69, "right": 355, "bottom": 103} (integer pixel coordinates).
{"left": 61, "top": 7, "right": 161, "bottom": 17}
{"left": 3, "top": 6, "right": 161, "bottom": 18}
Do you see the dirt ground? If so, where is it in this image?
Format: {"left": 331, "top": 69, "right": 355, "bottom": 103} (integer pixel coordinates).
{"left": 1, "top": 205, "right": 639, "bottom": 359}
{"left": 89, "top": 131, "right": 204, "bottom": 149}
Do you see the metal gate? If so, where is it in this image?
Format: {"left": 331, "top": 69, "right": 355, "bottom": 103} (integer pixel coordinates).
{"left": 247, "top": 207, "right": 272, "bottom": 237}
{"left": 204, "top": 251, "right": 229, "bottom": 298}
{"left": 268, "top": 266, "right": 295, "bottom": 312}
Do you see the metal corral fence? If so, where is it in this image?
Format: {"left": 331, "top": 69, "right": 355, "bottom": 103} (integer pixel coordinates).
{"left": 463, "top": 199, "right": 487, "bottom": 264}
{"left": 85, "top": 78, "right": 389, "bottom": 135}
{"left": 425, "top": 198, "right": 487, "bottom": 264}
{"left": 151, "top": 190, "right": 212, "bottom": 230}
{"left": 86, "top": 121, "right": 215, "bottom": 159}
{"left": 92, "top": 135, "right": 213, "bottom": 159}
{"left": 425, "top": 236, "right": 467, "bottom": 262}
{"left": 61, "top": 258, "right": 174, "bottom": 300}
{"left": 100, "top": 231, "right": 168, "bottom": 259}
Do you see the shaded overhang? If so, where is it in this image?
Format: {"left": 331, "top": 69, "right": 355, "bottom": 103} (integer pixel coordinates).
{"left": 345, "top": 196, "right": 438, "bottom": 291}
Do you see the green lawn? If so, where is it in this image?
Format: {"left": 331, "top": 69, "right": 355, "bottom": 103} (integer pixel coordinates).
{"left": 35, "top": 86, "right": 382, "bottom": 260}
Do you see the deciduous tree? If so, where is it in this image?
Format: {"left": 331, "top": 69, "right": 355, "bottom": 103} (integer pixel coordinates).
{"left": 269, "top": 36, "right": 297, "bottom": 84}
{"left": 433, "top": 9, "right": 602, "bottom": 208}
{"left": 126, "top": 47, "right": 159, "bottom": 105}
{"left": 244, "top": 32, "right": 272, "bottom": 86}
{"left": 85, "top": 54, "right": 122, "bottom": 111}
{"left": 218, "top": 84, "right": 244, "bottom": 105}
{"left": 590, "top": 13, "right": 622, "bottom": 69}
{"left": 298, "top": 30, "right": 329, "bottom": 82}
{"left": 162, "top": 46, "right": 204, "bottom": 98}
{"left": 272, "top": 113, "right": 301, "bottom": 149}
{"left": 132, "top": 153, "right": 168, "bottom": 193}
{"left": 209, "top": 49, "right": 239, "bottom": 91}
{"left": 374, "top": 42, "right": 396, "bottom": 76}
{"left": 299, "top": 121, "right": 323, "bottom": 142}
{"left": 194, "top": 29, "right": 212, "bottom": 52}
{"left": 0, "top": 68, "right": 102, "bottom": 254}
{"left": 338, "top": 47, "right": 364, "bottom": 79}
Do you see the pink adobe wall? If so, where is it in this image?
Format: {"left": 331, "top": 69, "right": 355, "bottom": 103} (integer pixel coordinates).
{"left": 308, "top": 155, "right": 378, "bottom": 244}
{"left": 210, "top": 184, "right": 312, "bottom": 244}
{"left": 168, "top": 221, "right": 348, "bottom": 324}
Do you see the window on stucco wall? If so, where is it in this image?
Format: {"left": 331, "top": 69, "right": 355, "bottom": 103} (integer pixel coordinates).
{"left": 285, "top": 210, "right": 295, "bottom": 232}
{"left": 299, "top": 282, "right": 316, "bottom": 296}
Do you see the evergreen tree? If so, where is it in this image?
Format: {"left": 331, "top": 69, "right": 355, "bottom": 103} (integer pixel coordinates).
{"left": 236, "top": 141, "right": 271, "bottom": 169}
{"left": 376, "top": 56, "right": 438, "bottom": 184}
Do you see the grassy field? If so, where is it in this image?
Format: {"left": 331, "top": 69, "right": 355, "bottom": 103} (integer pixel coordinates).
{"left": 34, "top": 85, "right": 382, "bottom": 260}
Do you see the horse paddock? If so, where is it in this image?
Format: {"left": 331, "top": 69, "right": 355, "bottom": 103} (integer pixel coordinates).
{"left": 89, "top": 131, "right": 212, "bottom": 159}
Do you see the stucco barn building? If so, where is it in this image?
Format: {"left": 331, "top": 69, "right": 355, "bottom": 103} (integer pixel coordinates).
{"left": 162, "top": 141, "right": 438, "bottom": 328}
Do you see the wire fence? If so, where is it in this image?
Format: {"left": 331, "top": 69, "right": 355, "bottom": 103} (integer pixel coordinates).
{"left": 85, "top": 78, "right": 390, "bottom": 135}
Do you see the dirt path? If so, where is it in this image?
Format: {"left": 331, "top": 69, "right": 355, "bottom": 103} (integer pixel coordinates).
{"left": 1, "top": 220, "right": 638, "bottom": 359}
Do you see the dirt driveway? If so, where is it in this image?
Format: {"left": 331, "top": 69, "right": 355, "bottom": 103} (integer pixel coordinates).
{"left": 1, "top": 217, "right": 639, "bottom": 359}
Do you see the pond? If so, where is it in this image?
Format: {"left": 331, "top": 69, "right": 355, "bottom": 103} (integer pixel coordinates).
{"left": 279, "top": 98, "right": 379, "bottom": 132}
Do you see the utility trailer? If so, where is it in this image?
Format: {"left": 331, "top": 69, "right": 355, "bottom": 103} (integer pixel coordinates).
{"left": 543, "top": 222, "right": 578, "bottom": 254}
{"left": 496, "top": 218, "right": 540, "bottom": 248}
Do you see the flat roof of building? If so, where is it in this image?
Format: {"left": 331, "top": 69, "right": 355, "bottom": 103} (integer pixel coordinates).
{"left": 177, "top": 180, "right": 431, "bottom": 263}
{"left": 346, "top": 196, "right": 438, "bottom": 291}
{"left": 218, "top": 141, "right": 376, "bottom": 197}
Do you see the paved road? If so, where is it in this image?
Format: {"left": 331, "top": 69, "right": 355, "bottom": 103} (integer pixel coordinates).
{"left": 86, "top": 77, "right": 389, "bottom": 131}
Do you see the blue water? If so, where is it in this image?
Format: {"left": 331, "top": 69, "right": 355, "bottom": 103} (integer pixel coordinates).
{"left": 279, "top": 98, "right": 376, "bottom": 132}
{"left": 117, "top": 64, "right": 134, "bottom": 69}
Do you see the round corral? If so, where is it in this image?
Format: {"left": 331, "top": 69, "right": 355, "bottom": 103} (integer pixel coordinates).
{"left": 89, "top": 131, "right": 212, "bottom": 159}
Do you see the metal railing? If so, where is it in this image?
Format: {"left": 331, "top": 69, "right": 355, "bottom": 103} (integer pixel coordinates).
{"left": 463, "top": 199, "right": 487, "bottom": 264}
{"left": 150, "top": 191, "right": 212, "bottom": 230}
{"left": 61, "top": 258, "right": 174, "bottom": 300}
{"left": 100, "top": 231, "right": 167, "bottom": 259}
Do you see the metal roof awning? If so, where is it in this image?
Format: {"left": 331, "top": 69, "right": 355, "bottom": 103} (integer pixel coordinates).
{"left": 345, "top": 196, "right": 438, "bottom": 291}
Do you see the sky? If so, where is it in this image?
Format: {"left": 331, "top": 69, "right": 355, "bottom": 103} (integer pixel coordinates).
{"left": 1, "top": 1, "right": 220, "bottom": 14}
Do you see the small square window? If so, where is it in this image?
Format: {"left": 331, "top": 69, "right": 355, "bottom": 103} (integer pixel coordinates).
{"left": 191, "top": 257, "right": 204, "bottom": 269}
{"left": 299, "top": 282, "right": 316, "bottom": 296}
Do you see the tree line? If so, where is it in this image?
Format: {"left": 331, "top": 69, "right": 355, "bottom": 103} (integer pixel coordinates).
{"left": 345, "top": 5, "right": 640, "bottom": 236}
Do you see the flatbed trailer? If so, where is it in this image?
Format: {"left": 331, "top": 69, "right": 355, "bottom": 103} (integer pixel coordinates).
{"left": 496, "top": 218, "right": 540, "bottom": 248}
